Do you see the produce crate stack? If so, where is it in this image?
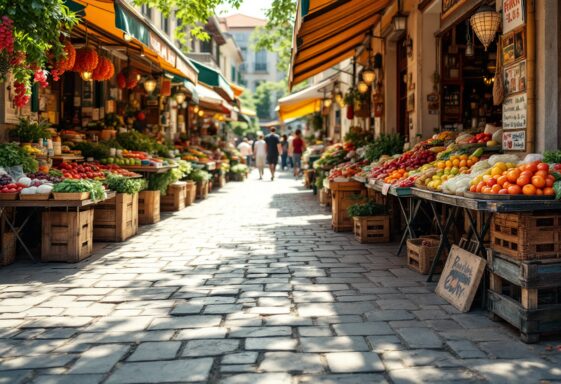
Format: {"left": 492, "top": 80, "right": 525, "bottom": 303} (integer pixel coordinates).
{"left": 42, "top": 210, "right": 94, "bottom": 262}
{"left": 197, "top": 180, "right": 209, "bottom": 200}
{"left": 353, "top": 215, "right": 390, "bottom": 243}
{"left": 185, "top": 181, "right": 196, "bottom": 206}
{"left": 487, "top": 250, "right": 561, "bottom": 343}
{"left": 138, "top": 190, "right": 160, "bottom": 225}
{"left": 161, "top": 182, "right": 187, "bottom": 212}
{"left": 93, "top": 193, "right": 138, "bottom": 242}
{"left": 330, "top": 181, "right": 366, "bottom": 232}
{"left": 491, "top": 212, "right": 561, "bottom": 260}
{"left": 319, "top": 188, "right": 331, "bottom": 207}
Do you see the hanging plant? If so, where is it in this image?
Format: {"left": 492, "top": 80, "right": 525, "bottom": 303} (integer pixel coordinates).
{"left": 1, "top": 1, "right": 77, "bottom": 106}
{"left": 343, "top": 88, "right": 359, "bottom": 106}
{"left": 50, "top": 41, "right": 76, "bottom": 81}
{"left": 72, "top": 47, "right": 98, "bottom": 73}
{"left": 92, "top": 56, "right": 114, "bottom": 81}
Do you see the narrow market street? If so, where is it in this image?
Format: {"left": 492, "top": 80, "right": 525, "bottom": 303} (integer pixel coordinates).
{"left": 0, "top": 170, "right": 560, "bottom": 384}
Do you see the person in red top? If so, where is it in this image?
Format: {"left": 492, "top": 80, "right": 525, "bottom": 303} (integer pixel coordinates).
{"left": 292, "top": 129, "right": 306, "bottom": 177}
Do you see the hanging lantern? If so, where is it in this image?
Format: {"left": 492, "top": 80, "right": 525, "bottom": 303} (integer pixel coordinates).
{"left": 334, "top": 91, "right": 344, "bottom": 106}
{"left": 198, "top": 110, "right": 204, "bottom": 117}
{"left": 143, "top": 76, "right": 157, "bottom": 94}
{"left": 123, "top": 33, "right": 133, "bottom": 42}
{"left": 193, "top": 105, "right": 200, "bottom": 113}
{"left": 357, "top": 81, "right": 369, "bottom": 94}
{"left": 362, "top": 67, "right": 375, "bottom": 84}
{"left": 174, "top": 91, "right": 186, "bottom": 104}
{"left": 80, "top": 71, "right": 93, "bottom": 81}
{"left": 470, "top": 6, "right": 501, "bottom": 51}
{"left": 323, "top": 98, "right": 332, "bottom": 108}
{"left": 465, "top": 21, "right": 474, "bottom": 57}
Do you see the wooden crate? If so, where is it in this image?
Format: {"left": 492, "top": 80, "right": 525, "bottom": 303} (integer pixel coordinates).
{"left": 330, "top": 181, "right": 366, "bottom": 232}
{"left": 138, "top": 190, "right": 160, "bottom": 225}
{"left": 218, "top": 175, "right": 226, "bottom": 188}
{"left": 161, "top": 182, "right": 187, "bottom": 212}
{"left": 41, "top": 210, "right": 94, "bottom": 262}
{"left": 407, "top": 236, "right": 442, "bottom": 275}
{"left": 319, "top": 188, "right": 331, "bottom": 207}
{"left": 353, "top": 215, "right": 390, "bottom": 243}
{"left": 1, "top": 232, "right": 16, "bottom": 266}
{"left": 93, "top": 193, "right": 138, "bottom": 242}
{"left": 185, "top": 181, "right": 196, "bottom": 206}
{"left": 491, "top": 212, "right": 561, "bottom": 260}
{"left": 197, "top": 181, "right": 209, "bottom": 200}
{"left": 487, "top": 250, "right": 561, "bottom": 343}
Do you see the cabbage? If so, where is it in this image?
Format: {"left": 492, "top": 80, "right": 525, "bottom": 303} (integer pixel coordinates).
{"left": 37, "top": 184, "right": 53, "bottom": 194}
{"left": 20, "top": 186, "right": 37, "bottom": 194}
{"left": 18, "top": 177, "right": 32, "bottom": 187}
{"left": 488, "top": 154, "right": 520, "bottom": 166}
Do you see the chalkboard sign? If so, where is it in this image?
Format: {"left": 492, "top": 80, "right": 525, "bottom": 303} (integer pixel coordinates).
{"left": 436, "top": 246, "right": 486, "bottom": 312}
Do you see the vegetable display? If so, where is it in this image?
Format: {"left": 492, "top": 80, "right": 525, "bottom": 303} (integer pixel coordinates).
{"left": 104, "top": 175, "right": 144, "bottom": 194}
{"left": 348, "top": 201, "right": 386, "bottom": 217}
{"left": 0, "top": 143, "right": 38, "bottom": 173}
{"left": 52, "top": 179, "right": 106, "bottom": 201}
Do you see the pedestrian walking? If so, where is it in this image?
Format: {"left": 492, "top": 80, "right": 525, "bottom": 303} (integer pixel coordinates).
{"left": 280, "top": 134, "right": 289, "bottom": 170}
{"left": 265, "top": 127, "right": 282, "bottom": 181}
{"left": 292, "top": 129, "right": 306, "bottom": 177}
{"left": 253, "top": 133, "right": 267, "bottom": 180}
{"left": 237, "top": 138, "right": 253, "bottom": 167}
{"left": 287, "top": 130, "right": 294, "bottom": 169}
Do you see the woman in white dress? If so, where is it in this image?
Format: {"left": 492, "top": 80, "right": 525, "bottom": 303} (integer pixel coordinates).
{"left": 253, "top": 132, "right": 267, "bottom": 180}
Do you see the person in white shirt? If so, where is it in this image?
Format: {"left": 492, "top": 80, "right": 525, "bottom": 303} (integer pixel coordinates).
{"left": 287, "top": 131, "right": 294, "bottom": 169}
{"left": 253, "top": 133, "right": 267, "bottom": 180}
{"left": 237, "top": 138, "right": 253, "bottom": 167}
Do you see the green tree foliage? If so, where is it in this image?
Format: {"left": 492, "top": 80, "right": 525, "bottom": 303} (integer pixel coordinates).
{"left": 254, "top": 80, "right": 286, "bottom": 121}
{"left": 133, "top": 0, "right": 296, "bottom": 72}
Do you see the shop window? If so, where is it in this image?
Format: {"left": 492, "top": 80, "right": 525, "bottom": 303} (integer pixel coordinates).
{"left": 200, "top": 39, "right": 212, "bottom": 54}
{"left": 141, "top": 5, "right": 151, "bottom": 20}
{"left": 231, "top": 65, "right": 236, "bottom": 82}
{"left": 161, "top": 15, "right": 170, "bottom": 35}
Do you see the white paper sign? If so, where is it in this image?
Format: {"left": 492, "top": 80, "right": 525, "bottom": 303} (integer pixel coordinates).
{"left": 503, "top": 93, "right": 527, "bottom": 130}
{"left": 382, "top": 183, "right": 391, "bottom": 196}
{"left": 502, "top": 130, "right": 526, "bottom": 151}
{"left": 503, "top": 0, "right": 525, "bottom": 33}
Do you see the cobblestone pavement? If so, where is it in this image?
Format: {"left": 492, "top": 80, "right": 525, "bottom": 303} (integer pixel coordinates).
{"left": 0, "top": 170, "right": 560, "bottom": 384}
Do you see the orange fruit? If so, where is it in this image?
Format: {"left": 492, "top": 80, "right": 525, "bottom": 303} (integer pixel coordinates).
{"left": 460, "top": 155, "right": 468, "bottom": 161}
{"left": 476, "top": 181, "right": 486, "bottom": 193}
{"left": 520, "top": 170, "right": 533, "bottom": 179}
{"left": 491, "top": 185, "right": 501, "bottom": 194}
{"left": 469, "top": 185, "right": 476, "bottom": 192}
{"left": 507, "top": 169, "right": 521, "bottom": 183}
{"left": 482, "top": 186, "right": 492, "bottom": 194}
{"left": 537, "top": 163, "right": 550, "bottom": 171}
{"left": 522, "top": 184, "right": 537, "bottom": 195}
{"left": 546, "top": 176, "right": 555, "bottom": 187}
{"left": 487, "top": 178, "right": 497, "bottom": 187}
{"left": 452, "top": 159, "right": 460, "bottom": 167}
{"left": 531, "top": 175, "right": 546, "bottom": 188}
{"left": 508, "top": 185, "right": 522, "bottom": 195}
{"left": 497, "top": 175, "right": 508, "bottom": 186}
{"left": 544, "top": 187, "right": 555, "bottom": 196}
{"left": 459, "top": 160, "right": 467, "bottom": 167}
{"left": 466, "top": 160, "right": 474, "bottom": 167}
{"left": 516, "top": 175, "right": 530, "bottom": 187}
{"left": 536, "top": 188, "right": 544, "bottom": 196}
{"left": 503, "top": 182, "right": 512, "bottom": 189}
{"left": 526, "top": 163, "right": 538, "bottom": 173}
{"left": 499, "top": 188, "right": 509, "bottom": 194}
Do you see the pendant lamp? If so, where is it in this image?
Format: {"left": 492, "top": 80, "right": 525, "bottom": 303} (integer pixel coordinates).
{"left": 470, "top": 5, "right": 501, "bottom": 51}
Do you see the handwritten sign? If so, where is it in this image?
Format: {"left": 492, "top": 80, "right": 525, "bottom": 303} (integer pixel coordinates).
{"left": 502, "top": 130, "right": 526, "bottom": 151}
{"left": 436, "top": 246, "right": 486, "bottom": 312}
{"left": 504, "top": 60, "right": 526, "bottom": 96}
{"left": 503, "top": 0, "right": 525, "bottom": 33}
{"left": 503, "top": 93, "right": 527, "bottom": 130}
{"left": 382, "top": 183, "right": 391, "bottom": 196}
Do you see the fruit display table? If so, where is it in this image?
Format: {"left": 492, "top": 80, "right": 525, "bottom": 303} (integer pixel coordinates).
{"left": 120, "top": 165, "right": 177, "bottom": 174}
{"left": 0, "top": 192, "right": 116, "bottom": 262}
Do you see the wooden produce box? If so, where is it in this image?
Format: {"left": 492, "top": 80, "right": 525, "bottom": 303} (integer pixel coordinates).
{"left": 330, "top": 181, "right": 366, "bottom": 232}
{"left": 185, "top": 181, "right": 196, "bottom": 206}
{"left": 353, "top": 215, "right": 390, "bottom": 243}
{"left": 93, "top": 193, "right": 138, "bottom": 242}
{"left": 218, "top": 174, "right": 226, "bottom": 188}
{"left": 197, "top": 180, "right": 209, "bottom": 200}
{"left": 42, "top": 210, "right": 94, "bottom": 262}
{"left": 161, "top": 182, "right": 187, "bottom": 212}
{"left": 487, "top": 250, "right": 561, "bottom": 343}
{"left": 319, "top": 188, "right": 331, "bottom": 207}
{"left": 1, "top": 231, "right": 16, "bottom": 266}
{"left": 491, "top": 212, "right": 561, "bottom": 261}
{"left": 407, "top": 236, "right": 442, "bottom": 275}
{"left": 138, "top": 190, "right": 160, "bottom": 225}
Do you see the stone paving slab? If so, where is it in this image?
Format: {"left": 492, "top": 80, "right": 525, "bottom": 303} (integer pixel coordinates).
{"left": 0, "top": 170, "right": 560, "bottom": 383}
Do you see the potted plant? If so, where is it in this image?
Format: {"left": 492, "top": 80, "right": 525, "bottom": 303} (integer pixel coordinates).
{"left": 348, "top": 200, "right": 389, "bottom": 243}
{"left": 12, "top": 118, "right": 51, "bottom": 144}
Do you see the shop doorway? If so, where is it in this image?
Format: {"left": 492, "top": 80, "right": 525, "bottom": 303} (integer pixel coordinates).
{"left": 397, "top": 37, "right": 408, "bottom": 140}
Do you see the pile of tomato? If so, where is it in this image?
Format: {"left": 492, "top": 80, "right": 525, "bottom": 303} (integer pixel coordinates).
{"left": 470, "top": 161, "right": 555, "bottom": 196}
{"left": 56, "top": 162, "right": 105, "bottom": 180}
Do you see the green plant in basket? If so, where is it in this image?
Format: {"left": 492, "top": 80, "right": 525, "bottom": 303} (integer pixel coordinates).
{"left": 188, "top": 169, "right": 211, "bottom": 183}
{"left": 231, "top": 164, "right": 248, "bottom": 174}
{"left": 347, "top": 200, "right": 386, "bottom": 217}
{"left": 12, "top": 118, "right": 51, "bottom": 143}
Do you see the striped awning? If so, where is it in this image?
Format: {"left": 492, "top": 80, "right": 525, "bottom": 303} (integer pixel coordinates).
{"left": 289, "top": 0, "right": 390, "bottom": 88}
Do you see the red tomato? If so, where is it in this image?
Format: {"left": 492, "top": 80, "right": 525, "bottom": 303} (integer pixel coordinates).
{"left": 537, "top": 163, "right": 549, "bottom": 171}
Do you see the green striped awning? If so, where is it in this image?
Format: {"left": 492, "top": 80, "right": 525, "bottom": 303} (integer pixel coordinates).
{"left": 191, "top": 60, "right": 234, "bottom": 102}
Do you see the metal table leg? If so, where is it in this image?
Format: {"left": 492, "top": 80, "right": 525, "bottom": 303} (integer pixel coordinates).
{"left": 426, "top": 203, "right": 459, "bottom": 282}
{"left": 396, "top": 197, "right": 421, "bottom": 256}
